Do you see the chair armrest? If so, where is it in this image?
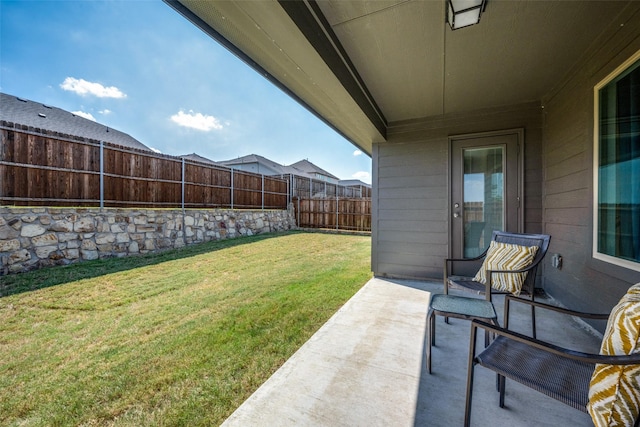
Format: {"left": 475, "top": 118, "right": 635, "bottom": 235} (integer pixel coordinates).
{"left": 444, "top": 256, "right": 486, "bottom": 293}
{"left": 444, "top": 256, "right": 485, "bottom": 275}
{"left": 504, "top": 294, "right": 610, "bottom": 320}
{"left": 446, "top": 254, "right": 486, "bottom": 263}
{"left": 471, "top": 319, "right": 640, "bottom": 365}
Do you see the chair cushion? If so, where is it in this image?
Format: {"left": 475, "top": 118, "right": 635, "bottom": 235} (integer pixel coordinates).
{"left": 588, "top": 283, "right": 640, "bottom": 427}
{"left": 472, "top": 241, "right": 538, "bottom": 295}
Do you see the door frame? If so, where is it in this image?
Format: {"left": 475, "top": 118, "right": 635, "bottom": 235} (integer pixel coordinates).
{"left": 447, "top": 128, "right": 525, "bottom": 258}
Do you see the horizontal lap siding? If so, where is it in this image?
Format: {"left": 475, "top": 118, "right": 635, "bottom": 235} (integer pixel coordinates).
{"left": 373, "top": 137, "right": 447, "bottom": 279}
{"left": 541, "top": 9, "right": 640, "bottom": 314}
{"left": 372, "top": 103, "right": 543, "bottom": 280}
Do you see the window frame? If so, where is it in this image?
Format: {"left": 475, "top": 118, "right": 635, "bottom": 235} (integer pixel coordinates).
{"left": 592, "top": 49, "right": 640, "bottom": 272}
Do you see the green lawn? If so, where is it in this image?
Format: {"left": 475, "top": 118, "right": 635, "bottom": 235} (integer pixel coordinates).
{"left": 0, "top": 231, "right": 372, "bottom": 426}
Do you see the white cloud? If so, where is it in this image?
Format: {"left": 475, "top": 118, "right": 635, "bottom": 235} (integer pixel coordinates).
{"left": 60, "top": 77, "right": 126, "bottom": 98}
{"left": 170, "top": 110, "right": 223, "bottom": 131}
{"left": 352, "top": 171, "right": 370, "bottom": 182}
{"left": 72, "top": 110, "right": 96, "bottom": 121}
{"left": 353, "top": 149, "right": 363, "bottom": 156}
{"left": 99, "top": 109, "right": 112, "bottom": 115}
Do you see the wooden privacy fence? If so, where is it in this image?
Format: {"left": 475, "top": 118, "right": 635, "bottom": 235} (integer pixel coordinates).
{"left": 0, "top": 126, "right": 373, "bottom": 231}
{"left": 0, "top": 128, "right": 288, "bottom": 209}
{"left": 294, "top": 197, "right": 372, "bottom": 232}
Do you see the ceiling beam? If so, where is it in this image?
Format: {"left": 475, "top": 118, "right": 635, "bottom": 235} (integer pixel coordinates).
{"left": 277, "top": 0, "right": 387, "bottom": 139}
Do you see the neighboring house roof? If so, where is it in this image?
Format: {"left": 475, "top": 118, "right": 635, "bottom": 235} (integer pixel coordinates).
{"left": 338, "top": 179, "right": 371, "bottom": 188}
{"left": 289, "top": 159, "right": 339, "bottom": 181}
{"left": 180, "top": 152, "right": 225, "bottom": 167}
{"left": 0, "top": 92, "right": 151, "bottom": 151}
{"left": 220, "top": 154, "right": 345, "bottom": 182}
{"left": 219, "top": 154, "right": 288, "bottom": 175}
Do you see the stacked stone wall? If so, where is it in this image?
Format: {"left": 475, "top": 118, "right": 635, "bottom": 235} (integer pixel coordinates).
{"left": 0, "top": 206, "right": 296, "bottom": 275}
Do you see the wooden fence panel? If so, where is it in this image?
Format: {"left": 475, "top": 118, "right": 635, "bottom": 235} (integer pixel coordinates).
{"left": 183, "top": 162, "right": 232, "bottom": 208}
{"left": 264, "top": 176, "right": 288, "bottom": 209}
{"left": 233, "top": 173, "right": 262, "bottom": 208}
{"left": 293, "top": 198, "right": 371, "bottom": 232}
{"left": 0, "top": 131, "right": 103, "bottom": 205}
{"left": 185, "top": 164, "right": 226, "bottom": 205}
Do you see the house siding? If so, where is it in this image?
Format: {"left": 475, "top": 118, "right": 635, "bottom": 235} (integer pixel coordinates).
{"left": 541, "top": 9, "right": 640, "bottom": 314}
{"left": 372, "top": 103, "right": 543, "bottom": 279}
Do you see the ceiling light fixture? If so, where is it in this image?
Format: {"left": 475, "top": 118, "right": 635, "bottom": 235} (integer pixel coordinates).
{"left": 447, "top": 0, "right": 487, "bottom": 30}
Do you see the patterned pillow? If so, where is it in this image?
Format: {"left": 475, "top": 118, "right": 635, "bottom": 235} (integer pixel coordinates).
{"left": 588, "top": 283, "right": 640, "bottom": 427}
{"left": 473, "top": 241, "right": 539, "bottom": 296}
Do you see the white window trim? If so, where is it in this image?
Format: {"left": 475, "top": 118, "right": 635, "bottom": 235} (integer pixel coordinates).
{"left": 592, "top": 49, "right": 640, "bottom": 272}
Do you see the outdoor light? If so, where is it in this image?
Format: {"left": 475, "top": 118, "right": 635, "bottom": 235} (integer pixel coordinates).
{"left": 447, "top": 0, "right": 487, "bottom": 30}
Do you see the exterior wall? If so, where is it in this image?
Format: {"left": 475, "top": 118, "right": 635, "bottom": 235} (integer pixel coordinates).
{"left": 541, "top": 10, "right": 640, "bottom": 314}
{"left": 372, "top": 102, "right": 543, "bottom": 279}
{"left": 0, "top": 206, "right": 296, "bottom": 275}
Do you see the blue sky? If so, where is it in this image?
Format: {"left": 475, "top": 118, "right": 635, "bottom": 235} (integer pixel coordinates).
{"left": 0, "top": 0, "right": 371, "bottom": 183}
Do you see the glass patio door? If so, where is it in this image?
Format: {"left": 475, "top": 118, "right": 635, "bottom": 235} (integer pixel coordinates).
{"left": 450, "top": 131, "right": 523, "bottom": 261}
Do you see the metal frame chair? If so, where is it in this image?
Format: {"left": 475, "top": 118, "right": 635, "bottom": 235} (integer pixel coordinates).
{"left": 444, "top": 231, "right": 551, "bottom": 337}
{"left": 464, "top": 295, "right": 640, "bottom": 427}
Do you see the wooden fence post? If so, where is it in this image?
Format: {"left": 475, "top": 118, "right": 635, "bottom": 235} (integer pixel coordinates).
{"left": 336, "top": 195, "right": 339, "bottom": 229}
{"left": 181, "top": 157, "right": 185, "bottom": 213}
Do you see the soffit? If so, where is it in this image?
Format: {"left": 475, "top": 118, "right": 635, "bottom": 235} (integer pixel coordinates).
{"left": 317, "top": 0, "right": 627, "bottom": 123}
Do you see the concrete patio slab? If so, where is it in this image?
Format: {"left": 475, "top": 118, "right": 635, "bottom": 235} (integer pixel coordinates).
{"left": 221, "top": 277, "right": 604, "bottom": 426}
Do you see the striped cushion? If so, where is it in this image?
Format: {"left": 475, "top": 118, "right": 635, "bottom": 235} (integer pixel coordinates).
{"left": 473, "top": 241, "right": 538, "bottom": 295}
{"left": 588, "top": 283, "right": 640, "bottom": 427}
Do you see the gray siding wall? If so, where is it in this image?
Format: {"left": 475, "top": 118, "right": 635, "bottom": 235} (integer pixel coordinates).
{"left": 541, "top": 9, "right": 640, "bottom": 314}
{"left": 372, "top": 103, "right": 543, "bottom": 280}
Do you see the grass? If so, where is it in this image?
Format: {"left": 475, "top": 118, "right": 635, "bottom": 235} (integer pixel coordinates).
{"left": 0, "top": 231, "right": 372, "bottom": 426}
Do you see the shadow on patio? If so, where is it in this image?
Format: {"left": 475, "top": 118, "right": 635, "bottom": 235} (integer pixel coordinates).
{"left": 221, "top": 278, "right": 603, "bottom": 426}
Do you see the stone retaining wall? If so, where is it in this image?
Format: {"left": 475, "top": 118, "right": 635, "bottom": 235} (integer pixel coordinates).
{"left": 0, "top": 206, "right": 296, "bottom": 275}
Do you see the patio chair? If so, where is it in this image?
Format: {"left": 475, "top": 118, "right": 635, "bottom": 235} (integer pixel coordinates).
{"left": 464, "top": 292, "right": 640, "bottom": 427}
{"left": 443, "top": 231, "right": 551, "bottom": 338}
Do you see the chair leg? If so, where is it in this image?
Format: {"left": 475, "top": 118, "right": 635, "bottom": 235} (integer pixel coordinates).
{"left": 426, "top": 309, "right": 434, "bottom": 374}
{"left": 443, "top": 279, "right": 450, "bottom": 323}
{"left": 499, "top": 375, "right": 506, "bottom": 408}
{"left": 531, "top": 304, "right": 537, "bottom": 339}
{"left": 464, "top": 325, "right": 479, "bottom": 427}
{"left": 464, "top": 363, "right": 475, "bottom": 427}
{"left": 431, "top": 311, "right": 436, "bottom": 347}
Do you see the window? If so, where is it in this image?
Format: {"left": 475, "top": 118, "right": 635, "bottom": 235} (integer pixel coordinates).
{"left": 594, "top": 51, "right": 640, "bottom": 271}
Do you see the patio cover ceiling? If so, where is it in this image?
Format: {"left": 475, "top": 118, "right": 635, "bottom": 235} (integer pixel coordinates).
{"left": 166, "top": 0, "right": 633, "bottom": 155}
